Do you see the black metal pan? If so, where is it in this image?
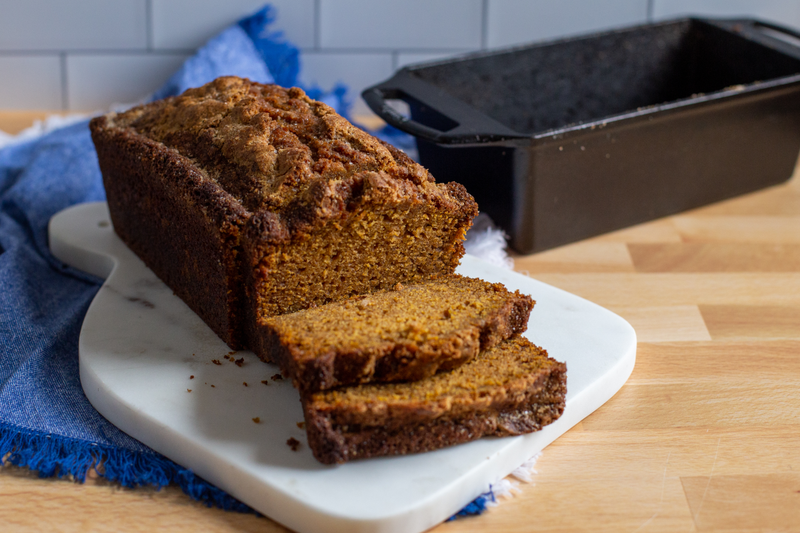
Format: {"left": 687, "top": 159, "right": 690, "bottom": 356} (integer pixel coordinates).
{"left": 364, "top": 18, "right": 800, "bottom": 253}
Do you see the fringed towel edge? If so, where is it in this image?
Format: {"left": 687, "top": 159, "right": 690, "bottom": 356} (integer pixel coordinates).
{"left": 448, "top": 452, "right": 542, "bottom": 520}
{"left": 1, "top": 420, "right": 531, "bottom": 520}
{"left": 0, "top": 421, "right": 254, "bottom": 513}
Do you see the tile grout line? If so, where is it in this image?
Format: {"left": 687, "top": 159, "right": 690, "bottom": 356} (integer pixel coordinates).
{"left": 481, "top": 0, "right": 489, "bottom": 49}
{"left": 301, "top": 46, "right": 472, "bottom": 54}
{"left": 0, "top": 49, "right": 194, "bottom": 56}
{"left": 314, "top": 0, "right": 321, "bottom": 51}
{"left": 146, "top": 0, "right": 154, "bottom": 51}
{"left": 60, "top": 52, "right": 68, "bottom": 111}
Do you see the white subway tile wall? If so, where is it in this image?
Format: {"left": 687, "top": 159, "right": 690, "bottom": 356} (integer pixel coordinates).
{"left": 0, "top": 55, "right": 62, "bottom": 109}
{"left": 1, "top": 0, "right": 799, "bottom": 115}
{"left": 150, "top": 0, "right": 315, "bottom": 51}
{"left": 0, "top": 0, "right": 147, "bottom": 51}
{"left": 299, "top": 51, "right": 394, "bottom": 113}
{"left": 486, "top": 0, "right": 648, "bottom": 48}
{"left": 652, "top": 0, "right": 800, "bottom": 28}
{"left": 319, "top": 0, "right": 483, "bottom": 50}
{"left": 66, "top": 53, "right": 188, "bottom": 110}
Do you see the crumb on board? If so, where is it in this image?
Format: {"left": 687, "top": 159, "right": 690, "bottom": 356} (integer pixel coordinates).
{"left": 271, "top": 373, "right": 283, "bottom": 381}
{"left": 187, "top": 389, "right": 192, "bottom": 393}
{"left": 296, "top": 421, "right": 305, "bottom": 429}
{"left": 261, "top": 380, "right": 269, "bottom": 385}
{"left": 212, "top": 359, "right": 221, "bottom": 366}
{"left": 235, "top": 357, "right": 245, "bottom": 367}
{"left": 243, "top": 382, "right": 248, "bottom": 387}
{"left": 211, "top": 384, "right": 215, "bottom": 388}
{"left": 189, "top": 375, "right": 194, "bottom": 379}
{"left": 287, "top": 437, "right": 300, "bottom": 451}
{"left": 252, "top": 417, "right": 261, "bottom": 423}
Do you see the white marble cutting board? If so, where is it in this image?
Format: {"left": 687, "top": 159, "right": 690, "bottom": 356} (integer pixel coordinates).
{"left": 48, "top": 202, "right": 636, "bottom": 533}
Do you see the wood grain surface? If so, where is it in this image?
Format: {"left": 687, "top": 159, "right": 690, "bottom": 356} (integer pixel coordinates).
{"left": 2, "top": 112, "right": 799, "bottom": 532}
{"left": 0, "top": 110, "right": 75, "bottom": 135}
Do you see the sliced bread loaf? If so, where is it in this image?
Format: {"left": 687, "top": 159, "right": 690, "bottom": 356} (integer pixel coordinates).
{"left": 252, "top": 275, "right": 534, "bottom": 392}
{"left": 302, "top": 336, "right": 566, "bottom": 464}
{"left": 90, "top": 77, "right": 477, "bottom": 349}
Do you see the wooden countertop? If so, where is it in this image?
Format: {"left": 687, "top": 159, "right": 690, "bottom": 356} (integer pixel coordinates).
{"left": 2, "top": 111, "right": 800, "bottom": 532}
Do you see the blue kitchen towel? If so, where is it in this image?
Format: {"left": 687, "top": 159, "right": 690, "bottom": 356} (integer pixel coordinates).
{"left": 0, "top": 5, "right": 321, "bottom": 513}
{"left": 0, "top": 3, "right": 482, "bottom": 520}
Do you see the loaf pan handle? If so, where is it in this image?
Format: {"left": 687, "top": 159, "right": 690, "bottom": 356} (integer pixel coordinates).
{"left": 362, "top": 85, "right": 455, "bottom": 143}
{"left": 751, "top": 20, "right": 800, "bottom": 41}
{"left": 363, "top": 70, "right": 525, "bottom": 145}
{"left": 722, "top": 18, "right": 800, "bottom": 58}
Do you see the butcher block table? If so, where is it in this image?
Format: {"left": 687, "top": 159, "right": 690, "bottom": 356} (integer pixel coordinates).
{"left": 2, "top": 111, "right": 800, "bottom": 532}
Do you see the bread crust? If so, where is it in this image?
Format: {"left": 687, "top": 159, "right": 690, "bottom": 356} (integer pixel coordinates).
{"left": 90, "top": 115, "right": 250, "bottom": 347}
{"left": 89, "top": 77, "right": 478, "bottom": 350}
{"left": 252, "top": 275, "right": 534, "bottom": 392}
{"left": 302, "top": 337, "right": 567, "bottom": 464}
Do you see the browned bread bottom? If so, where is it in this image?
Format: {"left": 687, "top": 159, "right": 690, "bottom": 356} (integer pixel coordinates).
{"left": 302, "top": 337, "right": 567, "bottom": 464}
{"left": 253, "top": 275, "right": 534, "bottom": 392}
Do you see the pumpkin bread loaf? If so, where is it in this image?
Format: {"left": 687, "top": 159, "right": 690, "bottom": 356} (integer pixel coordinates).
{"left": 303, "top": 336, "right": 567, "bottom": 464}
{"left": 90, "top": 77, "right": 478, "bottom": 349}
{"left": 255, "top": 274, "right": 534, "bottom": 392}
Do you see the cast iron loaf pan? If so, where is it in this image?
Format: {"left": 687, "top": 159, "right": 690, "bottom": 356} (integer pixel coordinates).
{"left": 363, "top": 18, "right": 800, "bottom": 253}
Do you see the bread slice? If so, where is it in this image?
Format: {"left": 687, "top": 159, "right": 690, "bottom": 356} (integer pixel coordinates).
{"left": 252, "top": 275, "right": 534, "bottom": 392}
{"left": 302, "top": 336, "right": 566, "bottom": 464}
